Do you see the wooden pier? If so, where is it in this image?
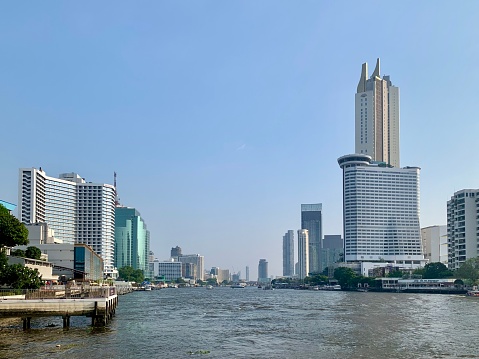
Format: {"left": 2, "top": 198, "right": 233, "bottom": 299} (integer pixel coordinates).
{"left": 0, "top": 286, "right": 118, "bottom": 329}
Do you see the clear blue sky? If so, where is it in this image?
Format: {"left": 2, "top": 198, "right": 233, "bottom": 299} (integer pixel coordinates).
{"left": 1, "top": 2, "right": 478, "bottom": 279}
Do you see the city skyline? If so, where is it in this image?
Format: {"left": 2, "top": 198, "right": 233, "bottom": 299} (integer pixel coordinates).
{"left": 1, "top": 2, "right": 479, "bottom": 278}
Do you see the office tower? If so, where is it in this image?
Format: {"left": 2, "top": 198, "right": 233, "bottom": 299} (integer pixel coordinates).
{"left": 297, "top": 229, "right": 309, "bottom": 279}
{"left": 447, "top": 190, "right": 479, "bottom": 270}
{"left": 258, "top": 259, "right": 268, "bottom": 282}
{"left": 337, "top": 154, "right": 423, "bottom": 264}
{"left": 320, "top": 235, "right": 344, "bottom": 273}
{"left": 171, "top": 246, "right": 182, "bottom": 258}
{"left": 115, "top": 207, "right": 150, "bottom": 274}
{"left": 301, "top": 204, "right": 322, "bottom": 273}
{"left": 178, "top": 254, "right": 204, "bottom": 281}
{"left": 282, "top": 230, "right": 294, "bottom": 276}
{"left": 245, "top": 266, "right": 249, "bottom": 282}
{"left": 421, "top": 226, "right": 448, "bottom": 266}
{"left": 355, "top": 58, "right": 400, "bottom": 167}
{"left": 18, "top": 168, "right": 116, "bottom": 276}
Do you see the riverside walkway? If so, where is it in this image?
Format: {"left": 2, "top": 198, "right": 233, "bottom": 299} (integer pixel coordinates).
{"left": 0, "top": 285, "right": 118, "bottom": 329}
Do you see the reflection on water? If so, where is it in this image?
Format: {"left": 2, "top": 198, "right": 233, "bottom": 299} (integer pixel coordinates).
{"left": 1, "top": 288, "right": 478, "bottom": 359}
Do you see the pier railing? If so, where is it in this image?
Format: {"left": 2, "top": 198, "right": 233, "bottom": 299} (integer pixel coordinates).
{"left": 0, "top": 286, "right": 116, "bottom": 300}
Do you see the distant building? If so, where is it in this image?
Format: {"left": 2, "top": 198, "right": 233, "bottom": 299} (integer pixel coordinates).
{"left": 115, "top": 207, "right": 150, "bottom": 274}
{"left": 447, "top": 190, "right": 479, "bottom": 270}
{"left": 338, "top": 154, "right": 424, "bottom": 266}
{"left": 245, "top": 266, "right": 249, "bottom": 282}
{"left": 18, "top": 168, "right": 116, "bottom": 277}
{"left": 421, "top": 225, "right": 447, "bottom": 266}
{"left": 171, "top": 246, "right": 182, "bottom": 258}
{"left": 301, "top": 204, "right": 322, "bottom": 273}
{"left": 258, "top": 259, "right": 268, "bottom": 283}
{"left": 297, "top": 229, "right": 309, "bottom": 279}
{"left": 178, "top": 254, "right": 204, "bottom": 281}
{"left": 320, "top": 235, "right": 343, "bottom": 273}
{"left": 150, "top": 259, "right": 182, "bottom": 281}
{"left": 282, "top": 230, "right": 294, "bottom": 276}
{"left": 182, "top": 262, "right": 196, "bottom": 279}
{"left": 218, "top": 269, "right": 230, "bottom": 283}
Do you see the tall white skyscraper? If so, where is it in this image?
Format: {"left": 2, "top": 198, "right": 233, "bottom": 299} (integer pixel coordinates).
{"left": 337, "top": 154, "right": 423, "bottom": 264}
{"left": 447, "top": 189, "right": 479, "bottom": 270}
{"left": 282, "top": 230, "right": 294, "bottom": 276}
{"left": 355, "top": 58, "right": 400, "bottom": 167}
{"left": 297, "top": 229, "right": 309, "bottom": 279}
{"left": 19, "top": 168, "right": 116, "bottom": 276}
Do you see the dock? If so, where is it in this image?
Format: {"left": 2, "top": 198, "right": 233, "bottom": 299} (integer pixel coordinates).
{"left": 0, "top": 286, "right": 118, "bottom": 329}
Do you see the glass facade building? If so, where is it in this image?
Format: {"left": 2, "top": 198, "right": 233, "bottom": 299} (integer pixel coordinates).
{"left": 301, "top": 204, "right": 322, "bottom": 273}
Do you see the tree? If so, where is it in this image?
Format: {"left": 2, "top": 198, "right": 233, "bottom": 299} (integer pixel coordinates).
{"left": 455, "top": 257, "right": 479, "bottom": 285}
{"left": 334, "top": 267, "right": 357, "bottom": 288}
{"left": 118, "top": 266, "right": 144, "bottom": 283}
{"left": 25, "top": 246, "right": 42, "bottom": 260}
{"left": 0, "top": 264, "right": 42, "bottom": 289}
{"left": 0, "top": 205, "right": 29, "bottom": 248}
{"left": 206, "top": 277, "right": 218, "bottom": 286}
{"left": 10, "top": 249, "right": 26, "bottom": 257}
{"left": 420, "top": 262, "right": 453, "bottom": 279}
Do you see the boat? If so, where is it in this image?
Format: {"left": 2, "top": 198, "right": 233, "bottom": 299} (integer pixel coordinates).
{"left": 466, "top": 290, "right": 479, "bottom": 297}
{"left": 231, "top": 283, "right": 246, "bottom": 288}
{"left": 206, "top": 285, "right": 213, "bottom": 290}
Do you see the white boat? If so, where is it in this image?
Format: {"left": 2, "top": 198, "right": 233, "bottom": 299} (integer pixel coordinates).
{"left": 231, "top": 283, "right": 246, "bottom": 288}
{"left": 206, "top": 285, "right": 213, "bottom": 290}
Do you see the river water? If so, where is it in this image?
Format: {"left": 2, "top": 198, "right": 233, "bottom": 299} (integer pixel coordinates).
{"left": 0, "top": 287, "right": 478, "bottom": 359}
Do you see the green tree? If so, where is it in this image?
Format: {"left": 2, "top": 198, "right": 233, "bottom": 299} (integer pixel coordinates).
{"left": 420, "top": 262, "right": 453, "bottom": 279}
{"left": 0, "top": 204, "right": 29, "bottom": 248}
{"left": 118, "top": 266, "right": 144, "bottom": 283}
{"left": 455, "top": 257, "right": 479, "bottom": 285}
{"left": 10, "top": 249, "right": 26, "bottom": 257}
{"left": 387, "top": 270, "right": 404, "bottom": 278}
{"left": 206, "top": 277, "right": 218, "bottom": 286}
{"left": 334, "top": 267, "right": 357, "bottom": 288}
{"left": 0, "top": 264, "right": 42, "bottom": 289}
{"left": 25, "top": 246, "right": 42, "bottom": 260}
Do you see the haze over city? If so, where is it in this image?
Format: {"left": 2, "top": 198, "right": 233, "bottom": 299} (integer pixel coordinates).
{"left": 1, "top": 2, "right": 478, "bottom": 279}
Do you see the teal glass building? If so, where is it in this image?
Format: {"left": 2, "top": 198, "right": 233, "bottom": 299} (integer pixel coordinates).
{"left": 115, "top": 207, "right": 150, "bottom": 274}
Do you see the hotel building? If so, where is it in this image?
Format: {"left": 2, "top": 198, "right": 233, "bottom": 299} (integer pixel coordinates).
{"left": 282, "top": 230, "right": 294, "bottom": 276}
{"left": 297, "top": 229, "right": 309, "bottom": 279}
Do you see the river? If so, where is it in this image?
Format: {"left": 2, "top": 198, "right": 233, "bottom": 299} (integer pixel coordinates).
{"left": 0, "top": 287, "right": 478, "bottom": 359}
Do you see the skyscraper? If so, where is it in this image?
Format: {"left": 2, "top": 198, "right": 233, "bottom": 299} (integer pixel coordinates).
{"left": 355, "top": 58, "right": 400, "bottom": 167}
{"left": 171, "top": 246, "right": 182, "bottom": 258}
{"left": 245, "top": 265, "right": 250, "bottom": 282}
{"left": 320, "top": 235, "right": 343, "bottom": 273}
{"left": 447, "top": 190, "right": 479, "bottom": 270}
{"left": 282, "top": 230, "right": 294, "bottom": 276}
{"left": 258, "top": 259, "right": 268, "bottom": 283}
{"left": 178, "top": 254, "right": 204, "bottom": 281}
{"left": 297, "top": 229, "right": 309, "bottom": 279}
{"left": 115, "top": 207, "right": 150, "bottom": 274}
{"left": 337, "top": 154, "right": 423, "bottom": 264}
{"left": 301, "top": 204, "right": 322, "bottom": 273}
{"left": 19, "top": 168, "right": 116, "bottom": 276}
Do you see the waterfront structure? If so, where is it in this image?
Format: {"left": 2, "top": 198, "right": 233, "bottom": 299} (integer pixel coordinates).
{"left": 447, "top": 190, "right": 479, "bottom": 270}
{"left": 355, "top": 58, "right": 400, "bottom": 167}
{"left": 114, "top": 207, "right": 150, "bottom": 274}
{"left": 258, "top": 259, "right": 268, "bottom": 283}
{"left": 171, "top": 246, "right": 182, "bottom": 258}
{"left": 282, "top": 230, "right": 294, "bottom": 276}
{"left": 421, "top": 225, "right": 447, "bottom": 266}
{"left": 301, "top": 204, "right": 322, "bottom": 273}
{"left": 177, "top": 254, "right": 204, "bottom": 281}
{"left": 320, "top": 235, "right": 343, "bottom": 273}
{"left": 18, "top": 168, "right": 116, "bottom": 277}
{"left": 297, "top": 229, "right": 309, "bottom": 279}
{"left": 337, "top": 154, "right": 423, "bottom": 265}
{"left": 149, "top": 259, "right": 182, "bottom": 281}
{"left": 245, "top": 266, "right": 249, "bottom": 282}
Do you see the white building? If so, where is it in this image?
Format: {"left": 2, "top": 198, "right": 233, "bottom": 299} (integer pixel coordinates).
{"left": 447, "top": 189, "right": 479, "bottom": 270}
{"left": 297, "top": 229, "right": 309, "bottom": 279}
{"left": 149, "top": 259, "right": 182, "bottom": 281}
{"left": 18, "top": 168, "right": 116, "bottom": 277}
{"left": 421, "top": 225, "right": 447, "bottom": 265}
{"left": 355, "top": 58, "right": 400, "bottom": 167}
{"left": 337, "top": 154, "right": 424, "bottom": 266}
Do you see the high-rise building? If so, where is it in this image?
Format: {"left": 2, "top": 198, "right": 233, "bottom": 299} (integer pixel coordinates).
{"left": 245, "top": 266, "right": 249, "bottom": 282}
{"left": 320, "top": 235, "right": 343, "bottom": 273}
{"left": 115, "top": 207, "right": 150, "bottom": 274}
{"left": 282, "top": 230, "right": 294, "bottom": 276}
{"left": 171, "top": 246, "right": 182, "bottom": 258}
{"left": 301, "top": 204, "right": 322, "bottom": 273}
{"left": 258, "top": 259, "right": 268, "bottom": 283}
{"left": 337, "top": 154, "right": 423, "bottom": 265}
{"left": 297, "top": 229, "right": 309, "bottom": 279}
{"left": 355, "top": 58, "right": 400, "bottom": 167}
{"left": 421, "top": 225, "right": 448, "bottom": 266}
{"left": 18, "top": 168, "right": 116, "bottom": 276}
{"left": 447, "top": 190, "right": 479, "bottom": 270}
{"left": 178, "top": 254, "right": 204, "bottom": 281}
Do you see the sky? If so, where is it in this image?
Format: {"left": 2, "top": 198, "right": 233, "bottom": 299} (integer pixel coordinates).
{"left": 1, "top": 1, "right": 479, "bottom": 279}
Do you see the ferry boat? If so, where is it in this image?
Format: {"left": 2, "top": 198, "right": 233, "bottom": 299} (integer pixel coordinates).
{"left": 466, "top": 290, "right": 479, "bottom": 297}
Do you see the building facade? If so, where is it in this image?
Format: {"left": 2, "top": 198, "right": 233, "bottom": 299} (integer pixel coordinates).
{"left": 245, "top": 266, "right": 249, "bottom": 282}
{"left": 115, "top": 207, "right": 150, "bottom": 274}
{"left": 282, "top": 230, "right": 294, "bottom": 276}
{"left": 301, "top": 204, "right": 322, "bottom": 273}
{"left": 171, "top": 246, "right": 182, "bottom": 258}
{"left": 355, "top": 58, "right": 400, "bottom": 167}
{"left": 320, "top": 234, "right": 344, "bottom": 273}
{"left": 338, "top": 154, "right": 423, "bottom": 265}
{"left": 177, "top": 254, "right": 204, "bottom": 281}
{"left": 421, "top": 225, "right": 447, "bottom": 266}
{"left": 258, "top": 259, "right": 268, "bottom": 283}
{"left": 297, "top": 229, "right": 309, "bottom": 279}
{"left": 149, "top": 259, "right": 182, "bottom": 281}
{"left": 447, "top": 190, "right": 479, "bottom": 270}
{"left": 18, "top": 168, "right": 116, "bottom": 276}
